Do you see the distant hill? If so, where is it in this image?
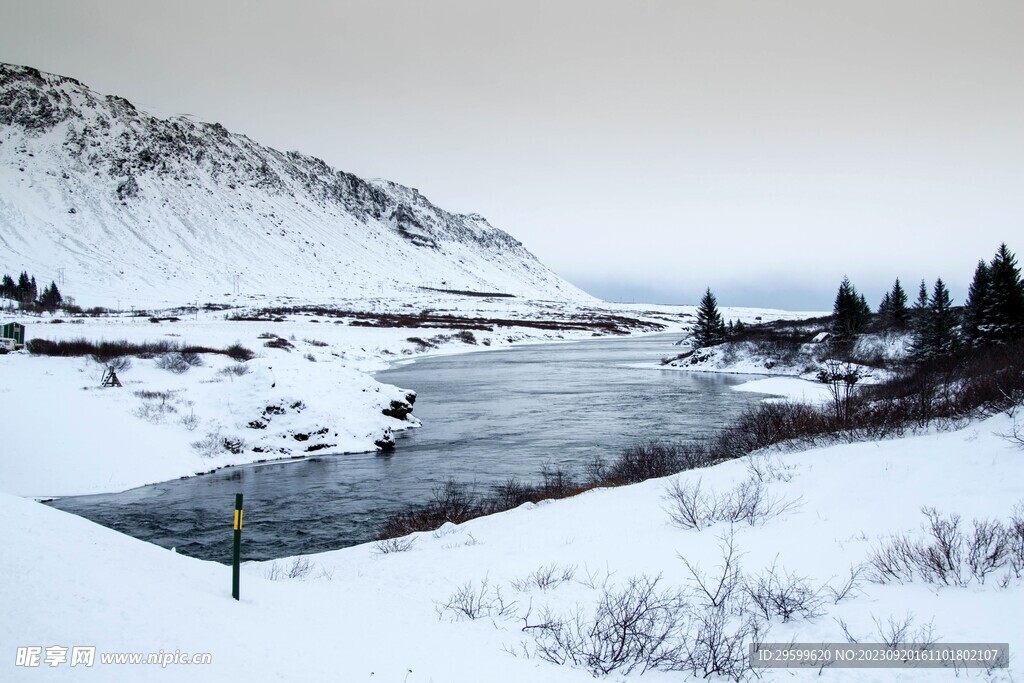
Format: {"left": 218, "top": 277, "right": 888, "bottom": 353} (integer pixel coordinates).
{"left": 0, "top": 63, "right": 593, "bottom": 306}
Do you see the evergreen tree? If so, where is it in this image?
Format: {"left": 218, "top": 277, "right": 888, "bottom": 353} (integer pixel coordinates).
{"left": 913, "top": 279, "right": 928, "bottom": 314}
{"left": 910, "top": 279, "right": 930, "bottom": 355}
{"left": 831, "top": 277, "right": 870, "bottom": 340}
{"left": 878, "top": 291, "right": 892, "bottom": 317}
{"left": 889, "top": 278, "right": 909, "bottom": 326}
{"left": 0, "top": 274, "right": 14, "bottom": 300}
{"left": 693, "top": 288, "right": 727, "bottom": 348}
{"left": 38, "top": 281, "right": 63, "bottom": 311}
{"left": 857, "top": 294, "right": 871, "bottom": 325}
{"left": 912, "top": 278, "right": 959, "bottom": 360}
{"left": 962, "top": 259, "right": 992, "bottom": 346}
{"left": 927, "top": 278, "right": 958, "bottom": 357}
{"left": 985, "top": 243, "right": 1024, "bottom": 342}
{"left": 15, "top": 271, "right": 31, "bottom": 302}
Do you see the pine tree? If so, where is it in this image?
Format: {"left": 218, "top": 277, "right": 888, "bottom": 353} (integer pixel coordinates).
{"left": 910, "top": 279, "right": 930, "bottom": 357}
{"left": 693, "top": 288, "right": 727, "bottom": 348}
{"left": 38, "top": 281, "right": 63, "bottom": 311}
{"left": 878, "top": 291, "right": 892, "bottom": 317}
{"left": 16, "top": 271, "right": 31, "bottom": 302}
{"left": 889, "top": 278, "right": 909, "bottom": 326}
{"left": 912, "top": 278, "right": 959, "bottom": 360}
{"left": 927, "top": 278, "right": 958, "bottom": 357}
{"left": 0, "top": 274, "right": 14, "bottom": 300}
{"left": 985, "top": 243, "right": 1024, "bottom": 342}
{"left": 857, "top": 294, "right": 871, "bottom": 328}
{"left": 831, "top": 277, "right": 870, "bottom": 340}
{"left": 962, "top": 260, "right": 992, "bottom": 346}
{"left": 913, "top": 279, "right": 928, "bottom": 315}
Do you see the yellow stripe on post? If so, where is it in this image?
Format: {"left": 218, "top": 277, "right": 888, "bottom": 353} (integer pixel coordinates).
{"left": 232, "top": 493, "right": 243, "bottom": 600}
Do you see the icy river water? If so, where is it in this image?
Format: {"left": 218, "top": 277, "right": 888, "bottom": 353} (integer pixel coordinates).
{"left": 50, "top": 333, "right": 769, "bottom": 562}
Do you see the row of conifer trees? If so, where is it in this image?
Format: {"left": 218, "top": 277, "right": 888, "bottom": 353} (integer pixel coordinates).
{"left": 0, "top": 271, "right": 64, "bottom": 311}
{"left": 692, "top": 242, "right": 1024, "bottom": 361}
{"left": 831, "top": 243, "right": 1024, "bottom": 360}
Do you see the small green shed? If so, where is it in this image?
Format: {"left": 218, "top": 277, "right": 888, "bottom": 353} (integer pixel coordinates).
{"left": 1, "top": 321, "right": 25, "bottom": 348}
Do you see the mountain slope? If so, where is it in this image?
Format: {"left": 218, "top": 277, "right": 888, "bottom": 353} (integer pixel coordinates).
{"left": 0, "top": 63, "right": 593, "bottom": 306}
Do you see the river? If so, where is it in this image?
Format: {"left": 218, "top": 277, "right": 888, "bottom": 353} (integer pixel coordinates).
{"left": 49, "top": 333, "right": 769, "bottom": 561}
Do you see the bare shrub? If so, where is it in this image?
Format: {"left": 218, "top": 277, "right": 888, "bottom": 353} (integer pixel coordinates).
{"left": 224, "top": 343, "right": 255, "bottom": 361}
{"left": 718, "top": 477, "right": 803, "bottom": 527}
{"left": 966, "top": 518, "right": 1011, "bottom": 584}
{"left": 681, "top": 603, "right": 766, "bottom": 682}
{"left": 134, "top": 390, "right": 173, "bottom": 401}
{"left": 872, "top": 613, "right": 938, "bottom": 651}
{"left": 867, "top": 531, "right": 919, "bottom": 584}
{"left": 664, "top": 478, "right": 718, "bottom": 531}
{"left": 431, "top": 479, "right": 479, "bottom": 523}
{"left": 539, "top": 464, "right": 577, "bottom": 498}
{"left": 511, "top": 563, "right": 577, "bottom": 592}
{"left": 665, "top": 475, "right": 801, "bottom": 531}
{"left": 303, "top": 338, "right": 328, "bottom": 347}
{"left": 437, "top": 577, "right": 516, "bottom": 621}
{"left": 179, "top": 350, "right": 203, "bottom": 367}
{"left": 134, "top": 401, "right": 177, "bottom": 423}
{"left": 29, "top": 337, "right": 252, "bottom": 362}
{"left": 218, "top": 363, "right": 251, "bottom": 377}
{"left": 816, "top": 357, "right": 863, "bottom": 426}
{"left": 191, "top": 429, "right": 224, "bottom": 458}
{"left": 527, "top": 575, "right": 688, "bottom": 676}
{"left": 595, "top": 442, "right": 713, "bottom": 486}
{"left": 179, "top": 410, "right": 200, "bottom": 431}
{"left": 156, "top": 352, "right": 192, "bottom": 374}
{"left": 680, "top": 529, "right": 744, "bottom": 609}
{"left": 264, "top": 557, "right": 315, "bottom": 580}
{"left": 711, "top": 401, "right": 830, "bottom": 460}
{"left": 373, "top": 537, "right": 416, "bottom": 554}
{"left": 285, "top": 556, "right": 313, "bottom": 579}
{"left": 1003, "top": 413, "right": 1024, "bottom": 450}
{"left": 492, "top": 478, "right": 533, "bottom": 509}
{"left": 98, "top": 356, "right": 132, "bottom": 372}
{"left": 304, "top": 352, "right": 316, "bottom": 362}
{"left": 825, "top": 564, "right": 866, "bottom": 604}
{"left": 744, "top": 452, "right": 795, "bottom": 483}
{"left": 407, "top": 336, "right": 437, "bottom": 351}
{"left": 743, "top": 561, "right": 824, "bottom": 622}
{"left": 1010, "top": 503, "right": 1024, "bottom": 580}
{"left": 133, "top": 390, "right": 179, "bottom": 423}
{"left": 264, "top": 336, "right": 293, "bottom": 351}
{"left": 869, "top": 506, "right": 1017, "bottom": 587}
{"left": 377, "top": 479, "right": 482, "bottom": 539}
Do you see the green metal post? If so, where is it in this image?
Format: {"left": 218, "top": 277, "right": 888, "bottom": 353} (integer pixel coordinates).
{"left": 232, "top": 493, "right": 243, "bottom": 600}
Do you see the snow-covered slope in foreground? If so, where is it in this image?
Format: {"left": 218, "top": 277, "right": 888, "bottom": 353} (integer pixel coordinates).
{"left": 2, "top": 414, "right": 1021, "bottom": 681}
{"left": 0, "top": 63, "right": 593, "bottom": 307}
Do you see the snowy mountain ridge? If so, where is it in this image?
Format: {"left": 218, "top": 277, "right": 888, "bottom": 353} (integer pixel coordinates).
{"left": 0, "top": 63, "right": 593, "bottom": 307}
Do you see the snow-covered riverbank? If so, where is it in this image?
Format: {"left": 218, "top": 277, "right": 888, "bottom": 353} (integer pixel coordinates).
{"left": 0, "top": 296, "right": 810, "bottom": 499}
{"left": 0, "top": 307, "right": 592, "bottom": 497}
{"left": 2, "top": 410, "right": 1021, "bottom": 682}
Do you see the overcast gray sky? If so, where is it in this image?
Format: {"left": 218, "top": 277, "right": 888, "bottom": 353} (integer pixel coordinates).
{"left": 1, "top": 0, "right": 1021, "bottom": 309}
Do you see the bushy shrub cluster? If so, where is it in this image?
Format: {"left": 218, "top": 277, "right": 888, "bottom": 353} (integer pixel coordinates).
{"left": 27, "top": 337, "right": 255, "bottom": 362}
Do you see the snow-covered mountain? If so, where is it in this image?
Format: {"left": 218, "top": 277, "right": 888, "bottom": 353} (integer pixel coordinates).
{"left": 0, "top": 63, "right": 593, "bottom": 306}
